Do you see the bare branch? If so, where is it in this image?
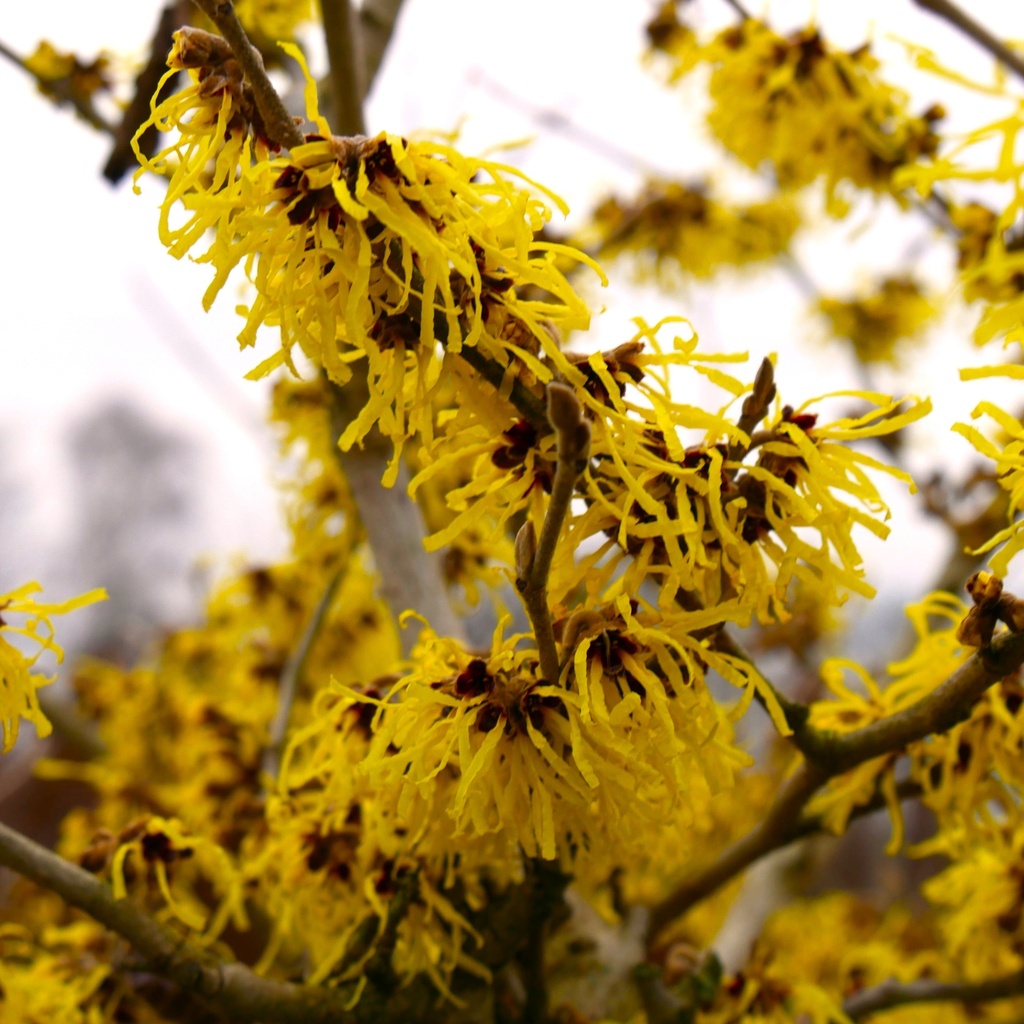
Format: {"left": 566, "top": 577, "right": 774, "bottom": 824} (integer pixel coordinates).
{"left": 646, "top": 763, "right": 827, "bottom": 942}
{"left": 516, "top": 384, "right": 591, "bottom": 685}
{"left": 262, "top": 567, "right": 345, "bottom": 782}
{"left": 912, "top": 0, "right": 1024, "bottom": 85}
{"left": 0, "top": 820, "right": 373, "bottom": 1022}
{"left": 647, "top": 629, "right": 1024, "bottom": 945}
{"left": 360, "top": 0, "right": 405, "bottom": 93}
{"left": 326, "top": 376, "right": 465, "bottom": 655}
{"left": 104, "top": 2, "right": 188, "bottom": 183}
{"left": 798, "top": 629, "right": 1024, "bottom": 773}
{"left": 844, "top": 968, "right": 1024, "bottom": 1020}
{"left": 190, "top": 0, "right": 305, "bottom": 149}
{"left": 321, "top": 0, "right": 366, "bottom": 136}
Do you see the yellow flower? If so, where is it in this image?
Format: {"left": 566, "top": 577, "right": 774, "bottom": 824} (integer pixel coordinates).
{"left": 232, "top": 0, "right": 312, "bottom": 42}
{"left": 817, "top": 275, "right": 938, "bottom": 365}
{"left": 348, "top": 612, "right": 750, "bottom": 870}
{"left": 586, "top": 181, "right": 799, "bottom": 282}
{"left": 807, "top": 592, "right": 969, "bottom": 852}
{"left": 560, "top": 320, "right": 929, "bottom": 624}
{"left": 953, "top": 402, "right": 1024, "bottom": 576}
{"left": 702, "top": 22, "right": 942, "bottom": 215}
{"left": 0, "top": 582, "right": 104, "bottom": 752}
{"left": 919, "top": 814, "right": 1024, "bottom": 980}
{"left": 135, "top": 40, "right": 603, "bottom": 484}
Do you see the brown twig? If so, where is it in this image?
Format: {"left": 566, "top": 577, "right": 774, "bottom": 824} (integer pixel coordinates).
{"left": 646, "top": 763, "right": 827, "bottom": 941}
{"left": 647, "top": 627, "right": 1024, "bottom": 944}
{"left": 722, "top": 0, "right": 753, "bottom": 22}
{"left": 359, "top": 0, "right": 405, "bottom": 92}
{"left": 516, "top": 384, "right": 591, "bottom": 686}
{"left": 0, "top": 819, "right": 437, "bottom": 1023}
{"left": 912, "top": 0, "right": 1024, "bottom": 84}
{"left": 321, "top": 0, "right": 366, "bottom": 136}
{"left": 190, "top": 0, "right": 305, "bottom": 149}
{"left": 844, "top": 967, "right": 1024, "bottom": 1020}
{"left": 104, "top": 2, "right": 188, "bottom": 183}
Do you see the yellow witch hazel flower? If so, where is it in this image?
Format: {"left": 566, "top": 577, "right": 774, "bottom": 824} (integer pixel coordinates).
{"left": 232, "top": 0, "right": 312, "bottom": 43}
{"left": 896, "top": 52, "right": 1024, "bottom": 352}
{"left": 692, "top": 21, "right": 943, "bottom": 215}
{"left": 351, "top": 614, "right": 749, "bottom": 869}
{"left": 0, "top": 582, "right": 104, "bottom": 752}
{"left": 562, "top": 320, "right": 929, "bottom": 626}
{"left": 135, "top": 38, "right": 601, "bottom": 483}
{"left": 807, "top": 592, "right": 970, "bottom": 853}
{"left": 817, "top": 275, "right": 938, "bottom": 366}
{"left": 953, "top": 402, "right": 1024, "bottom": 576}
{"left": 586, "top": 180, "right": 800, "bottom": 282}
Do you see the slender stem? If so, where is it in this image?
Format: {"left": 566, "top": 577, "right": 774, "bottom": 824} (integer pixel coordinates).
{"left": 517, "top": 384, "right": 590, "bottom": 685}
{"left": 321, "top": 0, "right": 366, "bottom": 136}
{"left": 262, "top": 567, "right": 344, "bottom": 782}
{"left": 190, "top": 0, "right": 305, "bottom": 149}
{"left": 709, "top": 627, "right": 810, "bottom": 733}
{"left": 455, "top": 345, "right": 549, "bottom": 432}
{"left": 912, "top": 0, "right": 1024, "bottom": 84}
{"left": 722, "top": 0, "right": 752, "bottom": 21}
{"left": 36, "top": 692, "right": 106, "bottom": 760}
{"left": 364, "top": 870, "right": 418, "bottom": 987}
{"left": 844, "top": 968, "right": 1024, "bottom": 1020}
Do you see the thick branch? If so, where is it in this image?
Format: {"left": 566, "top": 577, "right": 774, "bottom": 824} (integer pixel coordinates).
{"left": 190, "top": 0, "right": 305, "bottom": 149}
{"left": 844, "top": 968, "right": 1024, "bottom": 1020}
{"left": 321, "top": 0, "right": 366, "bottom": 136}
{"left": 912, "top": 0, "right": 1024, "bottom": 84}
{"left": 0, "top": 820, "right": 397, "bottom": 1022}
{"left": 648, "top": 630, "right": 1024, "bottom": 945}
{"left": 798, "top": 629, "right": 1024, "bottom": 773}
{"left": 327, "top": 376, "right": 465, "bottom": 654}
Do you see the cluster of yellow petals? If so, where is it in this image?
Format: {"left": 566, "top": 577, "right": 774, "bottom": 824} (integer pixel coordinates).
{"left": 895, "top": 50, "right": 1024, "bottom": 351}
{"left": 817, "top": 275, "right": 938, "bottom": 365}
{"left": 953, "top": 402, "right": 1024, "bottom": 577}
{"left": 806, "top": 592, "right": 970, "bottom": 854}
{"left": 586, "top": 181, "right": 800, "bottom": 282}
{"left": 651, "top": 18, "right": 942, "bottom": 216}
{"left": 0, "top": 582, "right": 104, "bottom": 753}
{"left": 135, "top": 33, "right": 601, "bottom": 483}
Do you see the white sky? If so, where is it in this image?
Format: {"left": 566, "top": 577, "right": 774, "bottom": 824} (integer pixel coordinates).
{"left": 2, "top": 0, "right": 1024, "bottom": 614}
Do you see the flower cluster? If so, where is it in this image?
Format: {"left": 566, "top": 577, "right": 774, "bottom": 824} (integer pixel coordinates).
{"left": 135, "top": 33, "right": 601, "bottom": 482}
{"left": 817, "top": 275, "right": 938, "bottom": 365}
{"left": 586, "top": 181, "right": 799, "bottom": 282}
{"left": 0, "top": 582, "right": 104, "bottom": 753}
{"left": 954, "top": 402, "right": 1024, "bottom": 576}
{"left": 649, "top": 14, "right": 943, "bottom": 215}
